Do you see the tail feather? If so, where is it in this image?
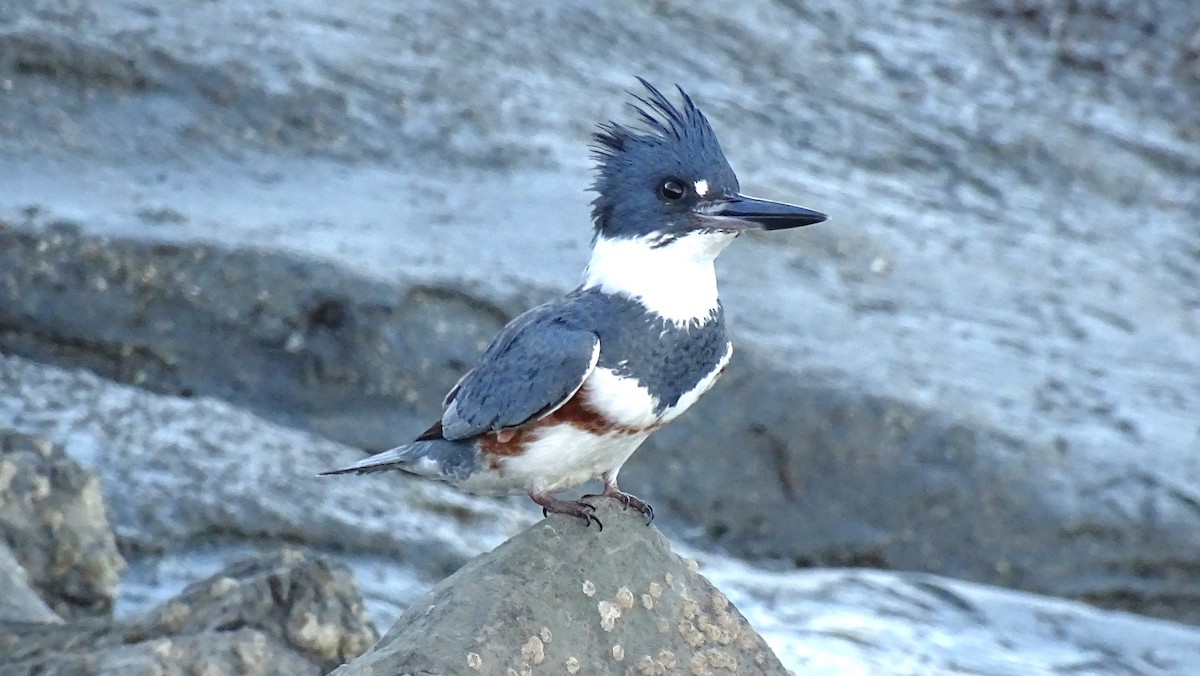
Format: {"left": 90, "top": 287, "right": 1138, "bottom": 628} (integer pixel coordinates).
{"left": 318, "top": 445, "right": 416, "bottom": 476}
{"left": 318, "top": 438, "right": 480, "bottom": 481}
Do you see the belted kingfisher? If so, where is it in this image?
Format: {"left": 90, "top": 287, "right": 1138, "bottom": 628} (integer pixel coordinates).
{"left": 320, "top": 79, "right": 826, "bottom": 528}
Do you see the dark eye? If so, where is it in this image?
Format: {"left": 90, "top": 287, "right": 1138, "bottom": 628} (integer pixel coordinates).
{"left": 658, "top": 177, "right": 687, "bottom": 202}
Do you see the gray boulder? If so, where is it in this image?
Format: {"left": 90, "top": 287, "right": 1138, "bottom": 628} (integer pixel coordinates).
{"left": 333, "top": 500, "right": 786, "bottom": 675}
{"left": 0, "top": 548, "right": 377, "bottom": 675}
{"left": 0, "top": 540, "right": 60, "bottom": 623}
{"left": 0, "top": 430, "right": 125, "bottom": 618}
{"left": 0, "top": 629, "right": 318, "bottom": 676}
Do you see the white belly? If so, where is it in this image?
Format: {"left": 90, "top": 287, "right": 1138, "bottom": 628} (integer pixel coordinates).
{"left": 498, "top": 426, "right": 651, "bottom": 493}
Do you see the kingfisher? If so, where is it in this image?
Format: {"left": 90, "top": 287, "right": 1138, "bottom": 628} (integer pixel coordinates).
{"left": 320, "top": 79, "right": 827, "bottom": 529}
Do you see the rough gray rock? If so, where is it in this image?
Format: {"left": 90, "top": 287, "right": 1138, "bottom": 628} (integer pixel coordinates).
{"left": 0, "top": 548, "right": 378, "bottom": 675}
{"left": 332, "top": 501, "right": 787, "bottom": 676}
{"left": 0, "top": 540, "right": 60, "bottom": 623}
{"left": 0, "top": 430, "right": 125, "bottom": 618}
{"left": 0, "top": 629, "right": 318, "bottom": 676}
{"left": 2, "top": 0, "right": 1199, "bottom": 633}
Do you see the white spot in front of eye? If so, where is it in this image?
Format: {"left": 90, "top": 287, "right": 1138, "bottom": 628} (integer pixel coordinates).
{"left": 694, "top": 179, "right": 709, "bottom": 197}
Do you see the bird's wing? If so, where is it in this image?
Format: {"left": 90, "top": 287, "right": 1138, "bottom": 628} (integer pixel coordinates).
{"left": 439, "top": 304, "right": 599, "bottom": 440}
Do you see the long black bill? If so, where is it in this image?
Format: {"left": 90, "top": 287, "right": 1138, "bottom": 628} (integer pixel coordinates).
{"left": 709, "top": 194, "right": 828, "bottom": 231}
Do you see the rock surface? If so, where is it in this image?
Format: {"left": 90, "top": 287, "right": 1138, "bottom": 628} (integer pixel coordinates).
{"left": 0, "top": 540, "right": 60, "bottom": 624}
{"left": 696, "top": 552, "right": 1200, "bottom": 675}
{"left": 2, "top": 0, "right": 1200, "bottom": 668}
{"left": 330, "top": 504, "right": 1200, "bottom": 676}
{"left": 0, "top": 548, "right": 378, "bottom": 675}
{"left": 5, "top": 355, "right": 1200, "bottom": 673}
{"left": 0, "top": 353, "right": 526, "bottom": 619}
{"left": 332, "top": 501, "right": 787, "bottom": 675}
{"left": 0, "top": 430, "right": 125, "bottom": 618}
{"left": 2, "top": 0, "right": 1198, "bottom": 624}
{"left": 0, "top": 629, "right": 319, "bottom": 676}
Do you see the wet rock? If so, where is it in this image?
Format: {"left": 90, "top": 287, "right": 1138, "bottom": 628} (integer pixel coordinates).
{"left": 698, "top": 555, "right": 1200, "bottom": 674}
{"left": 0, "top": 540, "right": 60, "bottom": 623}
{"left": 0, "top": 430, "right": 125, "bottom": 618}
{"left": 0, "top": 548, "right": 377, "bottom": 675}
{"left": 332, "top": 501, "right": 786, "bottom": 675}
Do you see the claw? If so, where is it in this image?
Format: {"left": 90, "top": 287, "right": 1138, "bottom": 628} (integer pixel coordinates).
{"left": 530, "top": 493, "right": 604, "bottom": 530}
{"left": 582, "top": 485, "right": 655, "bottom": 525}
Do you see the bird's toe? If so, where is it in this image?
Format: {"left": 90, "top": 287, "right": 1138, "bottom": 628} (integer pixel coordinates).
{"left": 582, "top": 488, "right": 654, "bottom": 525}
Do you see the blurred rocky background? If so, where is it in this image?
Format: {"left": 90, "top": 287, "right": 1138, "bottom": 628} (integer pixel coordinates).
{"left": 1, "top": 0, "right": 1198, "bottom": 673}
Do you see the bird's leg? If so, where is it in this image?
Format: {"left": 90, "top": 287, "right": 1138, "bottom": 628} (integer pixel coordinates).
{"left": 530, "top": 492, "right": 603, "bottom": 530}
{"left": 583, "top": 473, "right": 654, "bottom": 524}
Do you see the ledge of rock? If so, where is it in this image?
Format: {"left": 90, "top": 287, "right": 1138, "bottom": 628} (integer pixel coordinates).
{"left": 0, "top": 548, "right": 378, "bottom": 675}
{"left": 333, "top": 501, "right": 785, "bottom": 675}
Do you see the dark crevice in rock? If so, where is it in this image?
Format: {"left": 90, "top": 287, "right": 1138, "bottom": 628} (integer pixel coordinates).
{"left": 0, "top": 223, "right": 509, "bottom": 451}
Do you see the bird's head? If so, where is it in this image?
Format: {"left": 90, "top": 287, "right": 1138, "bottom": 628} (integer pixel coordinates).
{"left": 589, "top": 78, "right": 826, "bottom": 252}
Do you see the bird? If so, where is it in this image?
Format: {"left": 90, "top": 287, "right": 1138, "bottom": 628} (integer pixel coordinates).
{"left": 319, "top": 78, "right": 827, "bottom": 529}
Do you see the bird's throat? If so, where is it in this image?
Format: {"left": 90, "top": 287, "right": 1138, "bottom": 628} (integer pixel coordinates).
{"left": 581, "top": 233, "right": 731, "bottom": 325}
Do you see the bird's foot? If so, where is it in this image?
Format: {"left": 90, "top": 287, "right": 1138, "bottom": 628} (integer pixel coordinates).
{"left": 582, "top": 486, "right": 654, "bottom": 525}
{"left": 530, "top": 493, "right": 603, "bottom": 531}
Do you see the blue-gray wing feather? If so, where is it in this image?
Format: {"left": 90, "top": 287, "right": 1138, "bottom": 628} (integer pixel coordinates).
{"left": 440, "top": 304, "right": 599, "bottom": 440}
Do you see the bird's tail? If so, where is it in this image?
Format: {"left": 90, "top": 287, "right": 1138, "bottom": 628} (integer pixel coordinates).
{"left": 318, "top": 445, "right": 417, "bottom": 475}
{"left": 318, "top": 438, "right": 479, "bottom": 480}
